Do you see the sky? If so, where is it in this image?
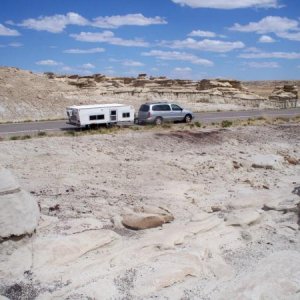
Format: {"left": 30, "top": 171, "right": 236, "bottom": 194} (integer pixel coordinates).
{"left": 0, "top": 0, "right": 299, "bottom": 80}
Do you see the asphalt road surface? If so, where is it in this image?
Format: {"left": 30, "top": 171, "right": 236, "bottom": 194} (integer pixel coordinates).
{"left": 1, "top": 107, "right": 300, "bottom": 136}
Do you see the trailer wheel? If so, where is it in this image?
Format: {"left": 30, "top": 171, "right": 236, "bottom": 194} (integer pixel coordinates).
{"left": 154, "top": 117, "right": 163, "bottom": 126}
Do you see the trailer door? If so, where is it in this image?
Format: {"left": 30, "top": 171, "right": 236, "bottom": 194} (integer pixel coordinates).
{"left": 110, "top": 109, "right": 117, "bottom": 122}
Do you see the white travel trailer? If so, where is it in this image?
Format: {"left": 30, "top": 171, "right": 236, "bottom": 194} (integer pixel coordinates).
{"left": 66, "top": 103, "right": 135, "bottom": 128}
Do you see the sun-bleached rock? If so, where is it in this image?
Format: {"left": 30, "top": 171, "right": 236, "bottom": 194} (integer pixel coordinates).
{"left": 122, "top": 213, "right": 168, "bottom": 230}
{"left": 218, "top": 251, "right": 300, "bottom": 300}
{"left": 225, "top": 209, "right": 261, "bottom": 227}
{"left": 33, "top": 230, "right": 118, "bottom": 268}
{"left": 133, "top": 205, "right": 174, "bottom": 223}
{"left": 251, "top": 154, "right": 284, "bottom": 170}
{"left": 122, "top": 206, "right": 174, "bottom": 230}
{"left": 0, "top": 168, "right": 40, "bottom": 238}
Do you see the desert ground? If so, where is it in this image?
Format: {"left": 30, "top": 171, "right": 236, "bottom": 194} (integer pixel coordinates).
{"left": 0, "top": 121, "right": 300, "bottom": 299}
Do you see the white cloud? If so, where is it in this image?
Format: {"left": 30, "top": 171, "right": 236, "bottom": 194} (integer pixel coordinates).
{"left": 230, "top": 16, "right": 298, "bottom": 33}
{"left": 142, "top": 50, "right": 213, "bottom": 66}
{"left": 9, "top": 42, "right": 23, "bottom": 47}
{"left": 70, "top": 31, "right": 149, "bottom": 47}
{"left": 17, "top": 12, "right": 166, "bottom": 33}
{"left": 171, "top": 0, "right": 279, "bottom": 9}
{"left": 20, "top": 12, "right": 89, "bottom": 33}
{"left": 36, "top": 59, "right": 61, "bottom": 66}
{"left": 172, "top": 67, "right": 193, "bottom": 78}
{"left": 122, "top": 60, "right": 145, "bottom": 67}
{"left": 0, "top": 42, "right": 23, "bottom": 48}
{"left": 240, "top": 51, "right": 300, "bottom": 59}
{"left": 244, "top": 61, "right": 280, "bottom": 68}
{"left": 174, "top": 67, "right": 192, "bottom": 71}
{"left": 243, "top": 47, "right": 261, "bottom": 53}
{"left": 0, "top": 24, "right": 20, "bottom": 36}
{"left": 161, "top": 38, "right": 244, "bottom": 52}
{"left": 63, "top": 47, "right": 105, "bottom": 54}
{"left": 81, "top": 63, "right": 95, "bottom": 69}
{"left": 59, "top": 65, "right": 92, "bottom": 75}
{"left": 258, "top": 35, "right": 275, "bottom": 43}
{"left": 188, "top": 30, "right": 217, "bottom": 38}
{"left": 276, "top": 31, "right": 300, "bottom": 41}
{"left": 230, "top": 16, "right": 300, "bottom": 41}
{"left": 92, "top": 14, "right": 167, "bottom": 28}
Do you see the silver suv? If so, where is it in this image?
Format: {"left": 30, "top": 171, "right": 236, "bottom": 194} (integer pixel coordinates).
{"left": 137, "top": 102, "right": 193, "bottom": 125}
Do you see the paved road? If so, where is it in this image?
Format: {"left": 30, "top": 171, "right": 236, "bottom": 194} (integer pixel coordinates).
{"left": 1, "top": 107, "right": 299, "bottom": 136}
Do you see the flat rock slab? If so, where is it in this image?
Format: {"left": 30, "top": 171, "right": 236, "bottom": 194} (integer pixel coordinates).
{"left": 218, "top": 250, "right": 300, "bottom": 300}
{"left": 33, "top": 229, "right": 119, "bottom": 268}
{"left": 226, "top": 209, "right": 261, "bottom": 227}
{"left": 251, "top": 154, "right": 284, "bottom": 170}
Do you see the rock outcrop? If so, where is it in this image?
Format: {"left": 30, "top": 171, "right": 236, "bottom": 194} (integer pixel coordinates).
{"left": 0, "top": 166, "right": 40, "bottom": 239}
{"left": 0, "top": 67, "right": 299, "bottom": 122}
{"left": 269, "top": 84, "right": 298, "bottom": 108}
{"left": 122, "top": 205, "right": 174, "bottom": 230}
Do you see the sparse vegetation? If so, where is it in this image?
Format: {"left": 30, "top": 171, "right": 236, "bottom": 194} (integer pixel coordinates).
{"left": 129, "top": 126, "right": 141, "bottom": 131}
{"left": 9, "top": 135, "right": 31, "bottom": 140}
{"left": 194, "top": 121, "right": 201, "bottom": 127}
{"left": 162, "top": 123, "right": 172, "bottom": 129}
{"left": 221, "top": 120, "right": 233, "bottom": 128}
{"left": 37, "top": 131, "right": 47, "bottom": 137}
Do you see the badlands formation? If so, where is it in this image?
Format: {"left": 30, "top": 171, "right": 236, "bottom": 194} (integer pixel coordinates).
{"left": 0, "top": 123, "right": 299, "bottom": 299}
{"left": 0, "top": 67, "right": 299, "bottom": 122}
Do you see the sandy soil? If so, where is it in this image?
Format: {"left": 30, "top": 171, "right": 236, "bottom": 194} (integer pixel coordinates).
{"left": 0, "top": 124, "right": 300, "bottom": 299}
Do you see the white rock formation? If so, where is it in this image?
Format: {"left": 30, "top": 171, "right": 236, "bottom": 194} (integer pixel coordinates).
{"left": 218, "top": 251, "right": 300, "bottom": 300}
{"left": 0, "top": 167, "right": 40, "bottom": 238}
{"left": 251, "top": 154, "right": 284, "bottom": 170}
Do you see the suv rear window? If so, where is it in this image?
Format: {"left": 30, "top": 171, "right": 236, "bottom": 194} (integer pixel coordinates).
{"left": 139, "top": 104, "right": 149, "bottom": 112}
{"left": 152, "top": 104, "right": 171, "bottom": 111}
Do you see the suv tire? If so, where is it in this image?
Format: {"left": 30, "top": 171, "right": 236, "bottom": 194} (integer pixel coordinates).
{"left": 154, "top": 117, "right": 163, "bottom": 125}
{"left": 184, "top": 114, "right": 192, "bottom": 123}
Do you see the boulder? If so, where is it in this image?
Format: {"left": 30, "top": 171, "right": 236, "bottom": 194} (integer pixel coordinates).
{"left": 122, "top": 213, "right": 168, "bottom": 230}
{"left": 0, "top": 167, "right": 40, "bottom": 239}
{"left": 122, "top": 207, "right": 174, "bottom": 230}
{"left": 251, "top": 154, "right": 284, "bottom": 170}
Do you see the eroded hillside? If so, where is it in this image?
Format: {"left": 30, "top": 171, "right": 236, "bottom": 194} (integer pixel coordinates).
{"left": 0, "top": 67, "right": 298, "bottom": 122}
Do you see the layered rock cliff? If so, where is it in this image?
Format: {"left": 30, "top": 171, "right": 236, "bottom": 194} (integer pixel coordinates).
{"left": 0, "top": 67, "right": 298, "bottom": 122}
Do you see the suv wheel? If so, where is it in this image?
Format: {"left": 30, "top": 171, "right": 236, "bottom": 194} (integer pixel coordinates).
{"left": 184, "top": 114, "right": 192, "bottom": 123}
{"left": 154, "top": 117, "right": 163, "bottom": 125}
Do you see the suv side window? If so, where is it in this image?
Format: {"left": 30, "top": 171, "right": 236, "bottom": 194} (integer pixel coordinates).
{"left": 152, "top": 104, "right": 171, "bottom": 111}
{"left": 139, "top": 104, "right": 149, "bottom": 112}
{"left": 171, "top": 104, "right": 182, "bottom": 111}
{"left": 161, "top": 104, "right": 171, "bottom": 111}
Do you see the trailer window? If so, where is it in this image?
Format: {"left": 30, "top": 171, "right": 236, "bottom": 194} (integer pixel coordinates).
{"left": 122, "top": 112, "right": 130, "bottom": 118}
{"left": 90, "top": 115, "right": 104, "bottom": 120}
